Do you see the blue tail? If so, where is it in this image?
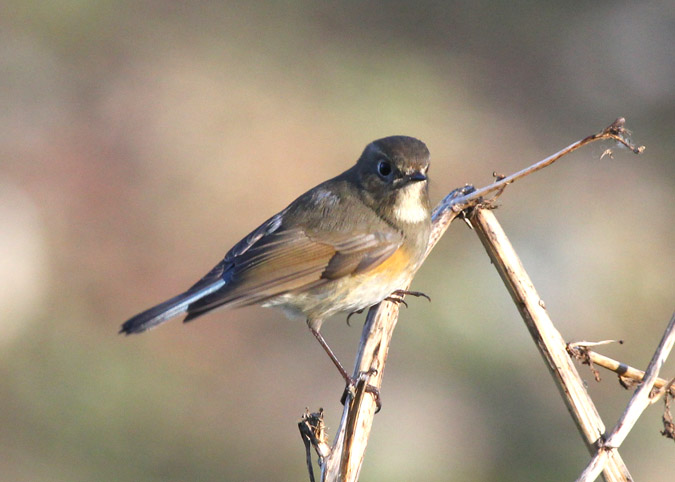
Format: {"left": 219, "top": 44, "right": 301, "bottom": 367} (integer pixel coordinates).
{"left": 120, "top": 280, "right": 226, "bottom": 334}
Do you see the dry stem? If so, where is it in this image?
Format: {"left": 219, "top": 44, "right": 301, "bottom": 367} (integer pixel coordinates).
{"left": 312, "top": 118, "right": 641, "bottom": 481}
{"left": 470, "top": 208, "right": 631, "bottom": 482}
{"left": 568, "top": 344, "right": 675, "bottom": 397}
{"left": 576, "top": 313, "right": 675, "bottom": 482}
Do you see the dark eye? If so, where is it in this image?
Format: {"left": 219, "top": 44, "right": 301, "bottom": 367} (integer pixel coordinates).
{"left": 377, "top": 160, "right": 393, "bottom": 179}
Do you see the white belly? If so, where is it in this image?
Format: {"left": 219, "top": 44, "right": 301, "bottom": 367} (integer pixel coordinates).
{"left": 262, "top": 269, "right": 409, "bottom": 329}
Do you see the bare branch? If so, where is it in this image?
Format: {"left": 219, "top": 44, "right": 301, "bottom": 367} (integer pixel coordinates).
{"left": 605, "top": 313, "right": 675, "bottom": 447}
{"left": 662, "top": 390, "right": 675, "bottom": 440}
{"left": 299, "top": 408, "right": 330, "bottom": 482}
{"left": 445, "top": 118, "right": 643, "bottom": 212}
{"left": 471, "top": 208, "right": 631, "bottom": 482}
{"left": 576, "top": 313, "right": 675, "bottom": 482}
{"left": 316, "top": 118, "right": 642, "bottom": 481}
{"left": 568, "top": 344, "right": 675, "bottom": 397}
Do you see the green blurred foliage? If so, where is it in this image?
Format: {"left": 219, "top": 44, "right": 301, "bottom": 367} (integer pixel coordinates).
{"left": 1, "top": 1, "right": 673, "bottom": 480}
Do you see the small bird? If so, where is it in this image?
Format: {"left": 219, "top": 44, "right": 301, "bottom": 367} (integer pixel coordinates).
{"left": 121, "top": 136, "right": 432, "bottom": 389}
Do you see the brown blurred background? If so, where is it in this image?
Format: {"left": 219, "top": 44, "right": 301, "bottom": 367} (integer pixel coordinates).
{"left": 1, "top": 1, "right": 673, "bottom": 481}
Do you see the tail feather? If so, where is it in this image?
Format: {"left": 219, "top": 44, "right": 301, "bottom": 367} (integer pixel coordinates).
{"left": 120, "top": 280, "right": 226, "bottom": 334}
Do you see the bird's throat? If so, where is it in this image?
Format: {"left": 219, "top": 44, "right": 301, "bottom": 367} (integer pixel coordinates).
{"left": 391, "top": 182, "right": 429, "bottom": 224}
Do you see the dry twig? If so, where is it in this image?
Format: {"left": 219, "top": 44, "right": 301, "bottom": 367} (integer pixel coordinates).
{"left": 299, "top": 408, "right": 330, "bottom": 482}
{"left": 576, "top": 313, "right": 675, "bottom": 482}
{"left": 311, "top": 118, "right": 642, "bottom": 481}
{"left": 662, "top": 389, "right": 675, "bottom": 440}
{"left": 568, "top": 343, "right": 675, "bottom": 397}
{"left": 471, "top": 208, "right": 631, "bottom": 482}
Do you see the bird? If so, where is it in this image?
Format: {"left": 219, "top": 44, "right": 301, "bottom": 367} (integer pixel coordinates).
{"left": 121, "top": 135, "right": 432, "bottom": 390}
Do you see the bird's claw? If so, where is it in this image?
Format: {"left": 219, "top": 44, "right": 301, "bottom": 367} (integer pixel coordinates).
{"left": 346, "top": 308, "right": 365, "bottom": 326}
{"left": 389, "top": 289, "right": 431, "bottom": 303}
{"left": 385, "top": 295, "right": 408, "bottom": 308}
{"left": 340, "top": 368, "right": 382, "bottom": 413}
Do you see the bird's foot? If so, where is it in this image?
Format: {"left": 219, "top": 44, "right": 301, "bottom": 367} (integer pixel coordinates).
{"left": 391, "top": 289, "right": 431, "bottom": 302}
{"left": 385, "top": 294, "right": 408, "bottom": 308}
{"left": 386, "top": 289, "right": 431, "bottom": 307}
{"left": 340, "top": 368, "right": 382, "bottom": 413}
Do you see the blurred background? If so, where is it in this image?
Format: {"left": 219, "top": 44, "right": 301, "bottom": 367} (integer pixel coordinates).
{"left": 1, "top": 1, "right": 673, "bottom": 481}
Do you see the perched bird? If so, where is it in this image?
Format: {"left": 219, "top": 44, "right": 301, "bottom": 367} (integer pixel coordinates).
{"left": 121, "top": 136, "right": 432, "bottom": 388}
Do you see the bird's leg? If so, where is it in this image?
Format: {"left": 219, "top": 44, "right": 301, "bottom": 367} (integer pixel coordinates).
{"left": 310, "top": 327, "right": 382, "bottom": 412}
{"left": 310, "top": 327, "right": 352, "bottom": 383}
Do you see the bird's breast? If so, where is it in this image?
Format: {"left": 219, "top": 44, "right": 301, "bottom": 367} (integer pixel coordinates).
{"left": 262, "top": 243, "right": 424, "bottom": 326}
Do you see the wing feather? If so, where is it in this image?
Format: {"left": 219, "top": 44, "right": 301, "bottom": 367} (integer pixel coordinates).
{"left": 184, "top": 188, "right": 403, "bottom": 321}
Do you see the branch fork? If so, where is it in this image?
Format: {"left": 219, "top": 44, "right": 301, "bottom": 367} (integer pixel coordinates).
{"left": 299, "top": 119, "right": 652, "bottom": 482}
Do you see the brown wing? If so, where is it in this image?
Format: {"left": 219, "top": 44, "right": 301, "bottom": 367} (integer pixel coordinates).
{"left": 183, "top": 214, "right": 402, "bottom": 321}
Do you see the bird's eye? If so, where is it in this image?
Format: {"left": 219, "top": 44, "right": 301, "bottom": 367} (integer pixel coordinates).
{"left": 377, "top": 160, "right": 393, "bottom": 179}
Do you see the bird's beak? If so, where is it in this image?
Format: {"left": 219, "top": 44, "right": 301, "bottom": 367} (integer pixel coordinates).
{"left": 408, "top": 171, "right": 427, "bottom": 182}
